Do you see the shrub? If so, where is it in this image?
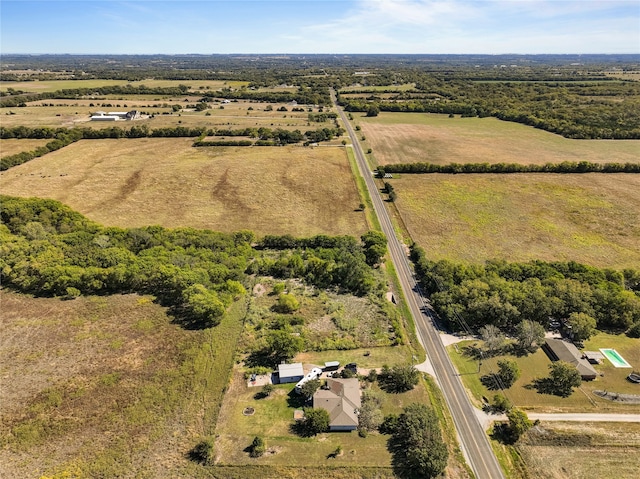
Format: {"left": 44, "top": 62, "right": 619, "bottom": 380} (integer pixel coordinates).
{"left": 276, "top": 293, "right": 299, "bottom": 313}
{"left": 249, "top": 436, "right": 265, "bottom": 457}
{"left": 189, "top": 437, "right": 214, "bottom": 465}
{"left": 627, "top": 322, "right": 640, "bottom": 338}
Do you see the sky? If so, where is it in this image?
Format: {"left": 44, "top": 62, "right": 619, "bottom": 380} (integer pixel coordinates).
{"left": 1, "top": 0, "right": 639, "bottom": 54}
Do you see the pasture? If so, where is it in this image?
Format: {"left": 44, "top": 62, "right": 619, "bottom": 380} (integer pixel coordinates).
{"left": 339, "top": 83, "right": 417, "bottom": 92}
{"left": 1, "top": 99, "right": 333, "bottom": 130}
{"left": 0, "top": 139, "right": 367, "bottom": 237}
{"left": 448, "top": 332, "right": 640, "bottom": 413}
{"left": 516, "top": 421, "right": 640, "bottom": 479}
{"left": 390, "top": 173, "right": 640, "bottom": 269}
{"left": 0, "top": 138, "right": 51, "bottom": 157}
{"left": 0, "top": 78, "right": 250, "bottom": 93}
{"left": 0, "top": 290, "right": 245, "bottom": 479}
{"left": 358, "top": 112, "right": 640, "bottom": 166}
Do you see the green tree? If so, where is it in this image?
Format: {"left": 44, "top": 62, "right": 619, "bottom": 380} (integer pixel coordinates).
{"left": 567, "top": 312, "right": 597, "bottom": 342}
{"left": 299, "top": 407, "right": 330, "bottom": 436}
{"left": 361, "top": 231, "right": 387, "bottom": 266}
{"left": 627, "top": 321, "right": 640, "bottom": 338}
{"left": 265, "top": 330, "right": 304, "bottom": 364}
{"left": 479, "top": 324, "right": 506, "bottom": 354}
{"left": 299, "top": 379, "right": 321, "bottom": 399}
{"left": 514, "top": 319, "right": 545, "bottom": 353}
{"left": 505, "top": 407, "right": 532, "bottom": 443}
{"left": 496, "top": 359, "right": 521, "bottom": 388}
{"left": 358, "top": 400, "right": 384, "bottom": 433}
{"left": 537, "top": 361, "right": 582, "bottom": 397}
{"left": 182, "top": 284, "right": 225, "bottom": 328}
{"left": 379, "top": 364, "right": 420, "bottom": 393}
{"left": 366, "top": 105, "right": 380, "bottom": 117}
{"left": 388, "top": 403, "right": 448, "bottom": 479}
{"left": 491, "top": 393, "right": 512, "bottom": 413}
{"left": 276, "top": 293, "right": 300, "bottom": 313}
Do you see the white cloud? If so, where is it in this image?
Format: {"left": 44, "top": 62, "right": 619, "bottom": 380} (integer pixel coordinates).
{"left": 290, "top": 0, "right": 639, "bottom": 53}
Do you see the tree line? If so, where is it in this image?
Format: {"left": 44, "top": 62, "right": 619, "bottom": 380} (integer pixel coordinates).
{"left": 192, "top": 126, "right": 344, "bottom": 147}
{"left": 0, "top": 84, "right": 192, "bottom": 107}
{"left": 0, "top": 124, "right": 345, "bottom": 171}
{"left": 410, "top": 245, "right": 640, "bottom": 335}
{"left": 337, "top": 77, "right": 640, "bottom": 140}
{"left": 0, "top": 196, "right": 386, "bottom": 327}
{"left": 381, "top": 161, "right": 640, "bottom": 174}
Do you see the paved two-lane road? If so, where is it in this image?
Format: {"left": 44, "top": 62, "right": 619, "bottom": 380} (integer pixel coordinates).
{"left": 333, "top": 92, "right": 505, "bottom": 479}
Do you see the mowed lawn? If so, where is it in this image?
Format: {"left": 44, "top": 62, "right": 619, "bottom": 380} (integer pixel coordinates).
{"left": 391, "top": 174, "right": 640, "bottom": 269}
{"left": 0, "top": 139, "right": 368, "bottom": 237}
{"left": 448, "top": 332, "right": 640, "bottom": 413}
{"left": 359, "top": 112, "right": 640, "bottom": 166}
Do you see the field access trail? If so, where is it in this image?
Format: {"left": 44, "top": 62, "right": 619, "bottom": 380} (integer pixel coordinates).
{"left": 333, "top": 91, "right": 506, "bottom": 479}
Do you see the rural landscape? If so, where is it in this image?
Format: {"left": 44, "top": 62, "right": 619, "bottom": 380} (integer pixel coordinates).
{"left": 1, "top": 44, "right": 640, "bottom": 479}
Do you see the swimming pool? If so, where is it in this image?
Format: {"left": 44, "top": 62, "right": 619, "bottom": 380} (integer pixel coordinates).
{"left": 600, "top": 348, "right": 632, "bottom": 368}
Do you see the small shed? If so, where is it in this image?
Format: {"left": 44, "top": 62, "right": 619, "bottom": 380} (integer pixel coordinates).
{"left": 278, "top": 362, "right": 304, "bottom": 384}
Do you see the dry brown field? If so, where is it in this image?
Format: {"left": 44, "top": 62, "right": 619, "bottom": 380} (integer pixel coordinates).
{"left": 516, "top": 422, "right": 640, "bottom": 479}
{"left": 2, "top": 100, "right": 331, "bottom": 131}
{"left": 390, "top": 173, "right": 640, "bottom": 269}
{"left": 0, "top": 78, "right": 249, "bottom": 93}
{"left": 0, "top": 139, "right": 367, "bottom": 237}
{"left": 0, "top": 291, "right": 195, "bottom": 478}
{"left": 359, "top": 112, "right": 640, "bottom": 166}
{"left": 0, "top": 138, "right": 51, "bottom": 157}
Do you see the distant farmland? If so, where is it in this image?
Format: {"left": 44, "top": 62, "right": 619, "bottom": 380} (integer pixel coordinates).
{"left": 359, "top": 112, "right": 640, "bottom": 166}
{"left": 0, "top": 139, "right": 368, "bottom": 237}
{"left": 391, "top": 173, "right": 640, "bottom": 269}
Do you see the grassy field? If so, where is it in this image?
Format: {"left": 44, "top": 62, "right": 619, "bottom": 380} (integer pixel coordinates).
{"left": 358, "top": 112, "right": 640, "bottom": 166}
{"left": 516, "top": 421, "right": 640, "bottom": 479}
{"left": 389, "top": 173, "right": 640, "bottom": 269}
{"left": 0, "top": 79, "right": 250, "bottom": 93}
{"left": 0, "top": 139, "right": 367, "bottom": 237}
{"left": 0, "top": 290, "right": 246, "bottom": 479}
{"left": 339, "top": 84, "right": 416, "bottom": 92}
{"left": 1, "top": 99, "right": 333, "bottom": 130}
{"left": 448, "top": 332, "right": 640, "bottom": 413}
{"left": 0, "top": 138, "right": 51, "bottom": 157}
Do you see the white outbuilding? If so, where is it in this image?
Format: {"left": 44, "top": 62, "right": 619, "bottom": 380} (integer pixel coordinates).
{"left": 278, "top": 362, "right": 304, "bottom": 384}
